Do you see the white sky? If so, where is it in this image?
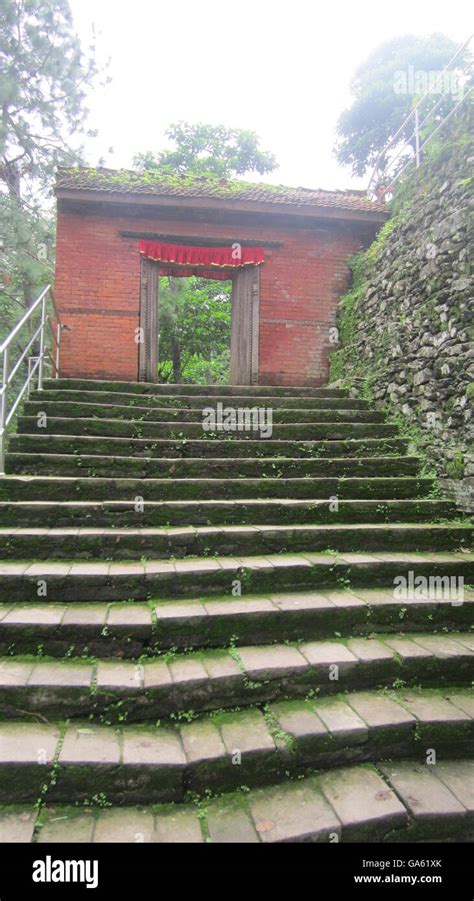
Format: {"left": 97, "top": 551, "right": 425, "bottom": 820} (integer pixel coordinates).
{"left": 69, "top": 0, "right": 471, "bottom": 191}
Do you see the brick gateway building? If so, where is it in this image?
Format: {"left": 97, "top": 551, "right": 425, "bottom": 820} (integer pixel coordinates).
{"left": 54, "top": 168, "right": 387, "bottom": 386}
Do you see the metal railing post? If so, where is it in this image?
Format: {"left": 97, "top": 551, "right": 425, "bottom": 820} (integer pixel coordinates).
{"left": 0, "top": 347, "right": 9, "bottom": 476}
{"left": 55, "top": 322, "right": 62, "bottom": 378}
{"left": 37, "top": 292, "right": 47, "bottom": 390}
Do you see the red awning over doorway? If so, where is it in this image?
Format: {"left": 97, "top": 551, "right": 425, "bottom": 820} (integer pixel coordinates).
{"left": 138, "top": 240, "right": 264, "bottom": 280}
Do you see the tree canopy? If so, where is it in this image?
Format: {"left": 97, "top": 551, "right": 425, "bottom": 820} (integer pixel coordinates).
{"left": 335, "top": 33, "right": 471, "bottom": 178}
{"left": 158, "top": 276, "right": 232, "bottom": 384}
{"left": 134, "top": 122, "right": 278, "bottom": 179}
{"left": 0, "top": 0, "right": 102, "bottom": 321}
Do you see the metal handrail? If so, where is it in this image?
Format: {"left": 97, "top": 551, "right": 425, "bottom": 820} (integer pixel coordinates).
{"left": 367, "top": 35, "right": 473, "bottom": 199}
{"left": 0, "top": 285, "right": 66, "bottom": 475}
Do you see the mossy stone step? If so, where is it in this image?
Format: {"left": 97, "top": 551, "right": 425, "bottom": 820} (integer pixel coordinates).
{"left": 6, "top": 452, "right": 421, "bottom": 479}
{"left": 31, "top": 388, "right": 370, "bottom": 410}
{"left": 0, "top": 689, "right": 473, "bottom": 804}
{"left": 0, "top": 633, "right": 473, "bottom": 721}
{"left": 9, "top": 757, "right": 473, "bottom": 842}
{"left": 0, "top": 523, "right": 470, "bottom": 560}
{"left": 11, "top": 433, "right": 408, "bottom": 459}
{"left": 0, "top": 588, "right": 471, "bottom": 656}
{"left": 0, "top": 475, "right": 436, "bottom": 502}
{"left": 42, "top": 378, "right": 349, "bottom": 398}
{"left": 0, "top": 498, "right": 457, "bottom": 529}
{"left": 14, "top": 416, "right": 399, "bottom": 441}
{"left": 23, "top": 400, "right": 384, "bottom": 424}
{"left": 0, "top": 552, "right": 472, "bottom": 602}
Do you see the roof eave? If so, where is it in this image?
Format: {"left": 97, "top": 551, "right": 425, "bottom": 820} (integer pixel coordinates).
{"left": 55, "top": 187, "right": 389, "bottom": 224}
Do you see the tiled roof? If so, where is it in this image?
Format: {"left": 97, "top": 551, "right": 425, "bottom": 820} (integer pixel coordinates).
{"left": 55, "top": 166, "right": 387, "bottom": 214}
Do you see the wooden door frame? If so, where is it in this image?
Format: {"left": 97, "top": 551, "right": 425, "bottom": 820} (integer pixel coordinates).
{"left": 138, "top": 259, "right": 260, "bottom": 385}
{"left": 138, "top": 258, "right": 159, "bottom": 382}
{"left": 230, "top": 265, "right": 260, "bottom": 385}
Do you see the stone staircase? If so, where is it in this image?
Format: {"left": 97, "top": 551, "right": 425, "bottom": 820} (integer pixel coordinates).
{"left": 0, "top": 378, "right": 472, "bottom": 844}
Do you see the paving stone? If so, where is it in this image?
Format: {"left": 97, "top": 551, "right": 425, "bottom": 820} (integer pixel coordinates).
{"left": 314, "top": 699, "right": 368, "bottom": 745}
{"left": 96, "top": 661, "right": 142, "bottom": 690}
{"left": 383, "top": 636, "right": 434, "bottom": 663}
{"left": 0, "top": 808, "right": 35, "bottom": 842}
{"left": 62, "top": 605, "right": 107, "bottom": 626}
{"left": 433, "top": 760, "right": 474, "bottom": 814}
{"left": 249, "top": 780, "right": 340, "bottom": 842}
{"left": 346, "top": 692, "right": 415, "bottom": 733}
{"left": 396, "top": 692, "right": 469, "bottom": 725}
{"left": 121, "top": 728, "right": 186, "bottom": 767}
{"left": 270, "top": 701, "right": 328, "bottom": 745}
{"left": 379, "top": 762, "right": 467, "bottom": 822}
{"left": 0, "top": 723, "right": 60, "bottom": 763}
{"left": 237, "top": 644, "right": 307, "bottom": 679}
{"left": 219, "top": 710, "right": 275, "bottom": 757}
{"left": 38, "top": 810, "right": 95, "bottom": 842}
{"left": 413, "top": 634, "right": 474, "bottom": 659}
{"left": 168, "top": 657, "right": 209, "bottom": 685}
{"left": 3, "top": 605, "right": 66, "bottom": 625}
{"left": 202, "top": 653, "right": 242, "bottom": 682}
{"left": 347, "top": 638, "right": 395, "bottom": 667}
{"left": 180, "top": 719, "right": 226, "bottom": 763}
{"left": 59, "top": 725, "right": 120, "bottom": 765}
{"left": 154, "top": 601, "right": 206, "bottom": 620}
{"left": 0, "top": 660, "right": 34, "bottom": 686}
{"left": 269, "top": 592, "right": 333, "bottom": 612}
{"left": 204, "top": 598, "right": 274, "bottom": 615}
{"left": 106, "top": 605, "right": 152, "bottom": 627}
{"left": 93, "top": 808, "right": 154, "bottom": 842}
{"left": 446, "top": 693, "right": 474, "bottom": 719}
{"left": 154, "top": 807, "right": 203, "bottom": 843}
{"left": 299, "top": 641, "right": 358, "bottom": 675}
{"left": 319, "top": 764, "right": 408, "bottom": 839}
{"left": 27, "top": 662, "right": 94, "bottom": 687}
{"left": 143, "top": 660, "right": 172, "bottom": 689}
{"left": 206, "top": 799, "right": 259, "bottom": 843}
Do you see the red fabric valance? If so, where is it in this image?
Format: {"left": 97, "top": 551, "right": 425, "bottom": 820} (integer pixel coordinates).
{"left": 139, "top": 240, "right": 265, "bottom": 270}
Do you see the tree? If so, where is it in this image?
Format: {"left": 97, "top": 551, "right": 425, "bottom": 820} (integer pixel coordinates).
{"left": 158, "top": 276, "right": 232, "bottom": 384}
{"left": 134, "top": 122, "right": 277, "bottom": 179}
{"left": 335, "top": 34, "right": 472, "bottom": 178}
{"left": 0, "top": 0, "right": 103, "bottom": 330}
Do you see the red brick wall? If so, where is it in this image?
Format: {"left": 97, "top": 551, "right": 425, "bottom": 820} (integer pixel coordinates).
{"left": 54, "top": 204, "right": 376, "bottom": 386}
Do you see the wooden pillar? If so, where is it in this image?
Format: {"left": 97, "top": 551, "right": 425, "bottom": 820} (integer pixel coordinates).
{"left": 138, "top": 258, "right": 159, "bottom": 382}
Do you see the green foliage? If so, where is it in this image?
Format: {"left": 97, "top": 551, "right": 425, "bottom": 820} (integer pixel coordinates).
{"left": 445, "top": 451, "right": 465, "bottom": 480}
{"left": 0, "top": 0, "right": 104, "bottom": 334}
{"left": 158, "top": 276, "right": 232, "bottom": 383}
{"left": 134, "top": 122, "right": 277, "bottom": 179}
{"left": 335, "top": 33, "right": 471, "bottom": 176}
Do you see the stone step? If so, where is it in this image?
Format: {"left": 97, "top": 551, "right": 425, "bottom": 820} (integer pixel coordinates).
{"left": 23, "top": 399, "right": 384, "bottom": 424}
{"left": 0, "top": 551, "right": 471, "bottom": 602}
{"left": 0, "top": 523, "right": 470, "bottom": 560}
{"left": 31, "top": 388, "right": 371, "bottom": 410}
{"left": 0, "top": 637, "right": 473, "bottom": 722}
{"left": 6, "top": 452, "right": 420, "bottom": 479}
{"left": 0, "top": 475, "right": 437, "bottom": 502}
{"left": 0, "top": 498, "right": 457, "bottom": 528}
{"left": 1, "top": 690, "right": 473, "bottom": 808}
{"left": 0, "top": 589, "right": 471, "bottom": 656}
{"left": 14, "top": 415, "right": 399, "bottom": 441}
{"left": 42, "top": 378, "right": 349, "bottom": 398}
{"left": 7, "top": 757, "right": 473, "bottom": 842}
{"left": 11, "top": 433, "right": 407, "bottom": 459}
